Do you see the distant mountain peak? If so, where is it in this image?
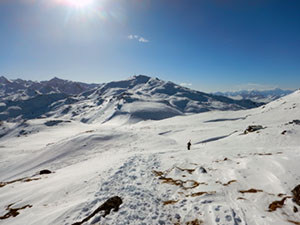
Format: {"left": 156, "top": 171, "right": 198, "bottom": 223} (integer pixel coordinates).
{"left": 0, "top": 76, "right": 10, "bottom": 84}
{"left": 1, "top": 75, "right": 264, "bottom": 122}
{"left": 48, "top": 77, "right": 67, "bottom": 83}
{"left": 129, "top": 74, "right": 152, "bottom": 83}
{"left": 214, "top": 88, "right": 295, "bottom": 103}
{"left": 50, "top": 76, "right": 63, "bottom": 81}
{"left": 0, "top": 76, "right": 98, "bottom": 102}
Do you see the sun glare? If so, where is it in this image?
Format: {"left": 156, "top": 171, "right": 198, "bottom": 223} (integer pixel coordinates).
{"left": 59, "top": 0, "right": 95, "bottom": 8}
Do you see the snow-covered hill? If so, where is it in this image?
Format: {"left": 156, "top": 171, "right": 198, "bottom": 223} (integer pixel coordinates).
{"left": 1, "top": 75, "right": 262, "bottom": 122}
{"left": 0, "top": 89, "right": 299, "bottom": 225}
{"left": 0, "top": 76, "right": 98, "bottom": 101}
{"left": 215, "top": 88, "right": 294, "bottom": 103}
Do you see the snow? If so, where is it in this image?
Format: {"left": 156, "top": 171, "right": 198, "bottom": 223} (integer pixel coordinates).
{"left": 0, "top": 90, "right": 299, "bottom": 225}
{"left": 1, "top": 75, "right": 262, "bottom": 122}
{"left": 0, "top": 76, "right": 98, "bottom": 102}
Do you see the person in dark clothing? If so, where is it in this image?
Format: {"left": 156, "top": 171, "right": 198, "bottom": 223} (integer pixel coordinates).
{"left": 187, "top": 140, "right": 191, "bottom": 150}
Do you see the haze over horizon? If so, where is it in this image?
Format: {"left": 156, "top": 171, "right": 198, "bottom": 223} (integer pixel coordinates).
{"left": 1, "top": 0, "right": 300, "bottom": 92}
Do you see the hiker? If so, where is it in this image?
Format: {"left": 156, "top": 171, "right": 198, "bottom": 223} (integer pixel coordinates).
{"left": 187, "top": 140, "right": 191, "bottom": 150}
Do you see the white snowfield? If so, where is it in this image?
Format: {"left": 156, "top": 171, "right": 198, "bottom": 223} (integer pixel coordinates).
{"left": 0, "top": 90, "right": 299, "bottom": 225}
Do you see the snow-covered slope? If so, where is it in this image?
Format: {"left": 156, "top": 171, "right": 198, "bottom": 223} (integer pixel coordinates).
{"left": 48, "top": 75, "right": 262, "bottom": 124}
{"left": 1, "top": 75, "right": 262, "bottom": 123}
{"left": 0, "top": 89, "right": 299, "bottom": 225}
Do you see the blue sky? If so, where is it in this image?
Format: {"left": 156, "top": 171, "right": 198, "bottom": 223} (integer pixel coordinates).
{"left": 0, "top": 0, "right": 300, "bottom": 92}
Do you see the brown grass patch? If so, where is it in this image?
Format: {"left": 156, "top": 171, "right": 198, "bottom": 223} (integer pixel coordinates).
{"left": 268, "top": 196, "right": 292, "bottom": 212}
{"left": 153, "top": 170, "right": 164, "bottom": 177}
{"left": 257, "top": 153, "right": 272, "bottom": 156}
{"left": 84, "top": 130, "right": 95, "bottom": 133}
{"left": 239, "top": 188, "right": 263, "bottom": 194}
{"left": 0, "top": 204, "right": 32, "bottom": 220}
{"left": 214, "top": 158, "right": 229, "bottom": 163}
{"left": 216, "top": 180, "right": 237, "bottom": 186}
{"left": 294, "top": 206, "right": 298, "bottom": 213}
{"left": 0, "top": 177, "right": 41, "bottom": 188}
{"left": 23, "top": 178, "right": 41, "bottom": 183}
{"left": 224, "top": 180, "right": 237, "bottom": 186}
{"left": 251, "top": 152, "right": 283, "bottom": 156}
{"left": 160, "top": 177, "right": 183, "bottom": 186}
{"left": 153, "top": 170, "right": 201, "bottom": 190}
{"left": 278, "top": 193, "right": 286, "bottom": 197}
{"left": 163, "top": 200, "right": 178, "bottom": 205}
{"left": 175, "top": 167, "right": 195, "bottom": 174}
{"left": 186, "top": 219, "right": 203, "bottom": 225}
{"left": 287, "top": 220, "right": 300, "bottom": 225}
{"left": 189, "top": 191, "right": 216, "bottom": 197}
{"left": 182, "top": 180, "right": 200, "bottom": 190}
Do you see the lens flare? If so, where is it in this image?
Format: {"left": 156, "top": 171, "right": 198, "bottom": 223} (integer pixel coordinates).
{"left": 56, "top": 0, "right": 95, "bottom": 8}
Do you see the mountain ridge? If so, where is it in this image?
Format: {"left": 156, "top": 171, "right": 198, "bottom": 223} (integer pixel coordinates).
{"left": 1, "top": 75, "right": 263, "bottom": 122}
{"left": 0, "top": 76, "right": 99, "bottom": 101}
{"left": 214, "top": 88, "right": 295, "bottom": 103}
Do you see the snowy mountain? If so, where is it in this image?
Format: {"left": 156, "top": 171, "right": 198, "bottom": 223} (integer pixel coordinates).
{"left": 214, "top": 88, "right": 294, "bottom": 103}
{"left": 0, "top": 76, "right": 99, "bottom": 101}
{"left": 0, "top": 88, "right": 299, "bottom": 225}
{"left": 1, "top": 75, "right": 262, "bottom": 122}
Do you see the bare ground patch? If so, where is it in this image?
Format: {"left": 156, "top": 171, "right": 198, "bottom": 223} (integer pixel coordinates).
{"left": 268, "top": 196, "right": 292, "bottom": 212}
{"left": 0, "top": 203, "right": 32, "bottom": 220}
{"left": 189, "top": 191, "right": 216, "bottom": 197}
{"left": 239, "top": 188, "right": 263, "bottom": 194}
{"left": 173, "top": 219, "right": 203, "bottom": 225}
{"left": 0, "top": 170, "right": 52, "bottom": 188}
{"left": 287, "top": 220, "right": 300, "bottom": 225}
{"left": 216, "top": 180, "right": 237, "bottom": 186}
{"left": 0, "top": 177, "right": 41, "bottom": 188}
{"left": 152, "top": 170, "right": 203, "bottom": 190}
{"left": 163, "top": 200, "right": 179, "bottom": 205}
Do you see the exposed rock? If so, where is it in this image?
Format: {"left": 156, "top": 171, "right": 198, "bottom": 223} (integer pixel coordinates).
{"left": 72, "top": 196, "right": 123, "bottom": 225}
{"left": 198, "top": 167, "right": 207, "bottom": 173}
{"left": 268, "top": 196, "right": 291, "bottom": 212}
{"left": 163, "top": 200, "right": 178, "bottom": 205}
{"left": 239, "top": 188, "right": 263, "bottom": 194}
{"left": 0, "top": 177, "right": 40, "bottom": 188}
{"left": 244, "top": 125, "right": 264, "bottom": 134}
{"left": 44, "top": 120, "right": 70, "bottom": 126}
{"left": 287, "top": 220, "right": 300, "bottom": 225}
{"left": 39, "top": 169, "right": 52, "bottom": 175}
{"left": 293, "top": 120, "right": 300, "bottom": 125}
{"left": 0, "top": 204, "right": 32, "bottom": 220}
{"left": 286, "top": 120, "right": 300, "bottom": 125}
{"left": 281, "top": 130, "right": 287, "bottom": 135}
{"left": 292, "top": 184, "right": 300, "bottom": 206}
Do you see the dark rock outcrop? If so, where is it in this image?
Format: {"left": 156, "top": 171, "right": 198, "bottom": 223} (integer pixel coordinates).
{"left": 72, "top": 196, "right": 123, "bottom": 225}
{"left": 292, "top": 184, "right": 300, "bottom": 206}
{"left": 287, "top": 120, "right": 300, "bottom": 125}
{"left": 244, "top": 125, "right": 264, "bottom": 134}
{"left": 39, "top": 170, "right": 52, "bottom": 175}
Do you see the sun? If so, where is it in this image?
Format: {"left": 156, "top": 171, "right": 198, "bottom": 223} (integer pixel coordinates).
{"left": 60, "top": 0, "right": 95, "bottom": 9}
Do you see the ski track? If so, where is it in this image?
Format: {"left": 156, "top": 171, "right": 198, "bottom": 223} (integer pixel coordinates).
{"left": 67, "top": 154, "right": 169, "bottom": 225}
